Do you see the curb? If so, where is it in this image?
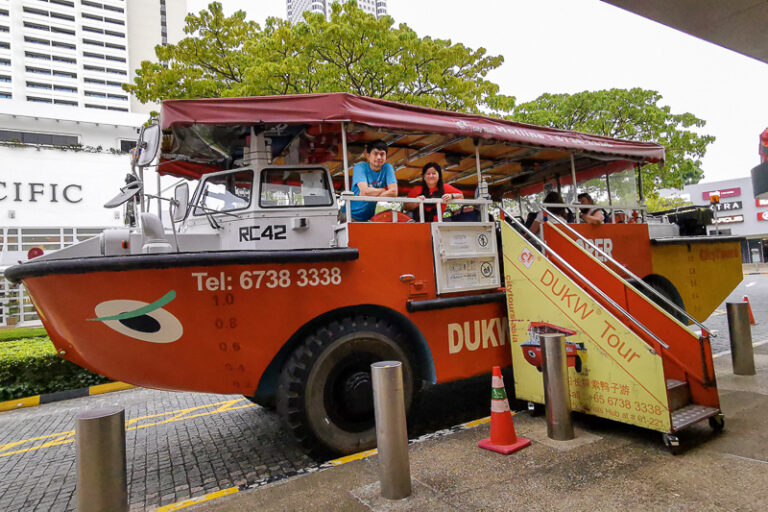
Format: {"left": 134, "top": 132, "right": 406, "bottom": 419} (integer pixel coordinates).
{"left": 155, "top": 415, "right": 497, "bottom": 511}
{"left": 0, "top": 382, "right": 136, "bottom": 413}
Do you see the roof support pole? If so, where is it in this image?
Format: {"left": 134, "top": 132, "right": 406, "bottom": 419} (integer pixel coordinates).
{"left": 570, "top": 153, "right": 579, "bottom": 223}
{"left": 605, "top": 171, "right": 614, "bottom": 223}
{"left": 341, "top": 122, "right": 350, "bottom": 193}
{"left": 474, "top": 140, "right": 482, "bottom": 185}
{"left": 636, "top": 163, "right": 645, "bottom": 223}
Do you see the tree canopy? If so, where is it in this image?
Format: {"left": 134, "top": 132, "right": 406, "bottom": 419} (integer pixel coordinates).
{"left": 512, "top": 88, "right": 715, "bottom": 194}
{"left": 124, "top": 1, "right": 515, "bottom": 115}
{"left": 126, "top": 3, "right": 714, "bottom": 197}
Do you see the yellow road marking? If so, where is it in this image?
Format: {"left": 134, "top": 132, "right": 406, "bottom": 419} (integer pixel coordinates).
{"left": 0, "top": 398, "right": 254, "bottom": 459}
{"left": 327, "top": 448, "right": 378, "bottom": 466}
{"left": 89, "top": 382, "right": 135, "bottom": 395}
{"left": 156, "top": 487, "right": 239, "bottom": 511}
{"left": 0, "top": 396, "right": 40, "bottom": 413}
{"left": 461, "top": 416, "right": 491, "bottom": 428}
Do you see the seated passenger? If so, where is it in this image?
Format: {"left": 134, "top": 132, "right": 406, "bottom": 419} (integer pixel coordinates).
{"left": 530, "top": 191, "right": 568, "bottom": 237}
{"left": 577, "top": 192, "right": 605, "bottom": 225}
{"left": 404, "top": 162, "right": 464, "bottom": 222}
{"left": 350, "top": 141, "right": 397, "bottom": 222}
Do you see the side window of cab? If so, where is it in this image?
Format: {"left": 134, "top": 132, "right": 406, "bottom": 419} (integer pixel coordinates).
{"left": 259, "top": 168, "right": 334, "bottom": 208}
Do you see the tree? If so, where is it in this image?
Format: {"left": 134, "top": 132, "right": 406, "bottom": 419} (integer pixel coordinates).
{"left": 512, "top": 88, "right": 715, "bottom": 195}
{"left": 124, "top": 1, "right": 515, "bottom": 116}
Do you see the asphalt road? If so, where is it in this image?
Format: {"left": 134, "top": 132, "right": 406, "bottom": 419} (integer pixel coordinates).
{"left": 0, "top": 274, "right": 765, "bottom": 511}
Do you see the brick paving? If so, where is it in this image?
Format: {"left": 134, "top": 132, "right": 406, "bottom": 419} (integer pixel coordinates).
{"left": 0, "top": 389, "right": 313, "bottom": 511}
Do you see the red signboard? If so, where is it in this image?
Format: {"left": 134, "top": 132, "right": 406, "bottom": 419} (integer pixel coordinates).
{"left": 703, "top": 188, "right": 741, "bottom": 200}
{"left": 756, "top": 199, "right": 768, "bottom": 207}
{"left": 758, "top": 212, "right": 768, "bottom": 222}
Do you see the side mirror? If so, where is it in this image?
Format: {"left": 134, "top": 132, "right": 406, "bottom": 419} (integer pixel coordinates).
{"left": 135, "top": 124, "right": 161, "bottom": 168}
{"left": 172, "top": 183, "right": 189, "bottom": 223}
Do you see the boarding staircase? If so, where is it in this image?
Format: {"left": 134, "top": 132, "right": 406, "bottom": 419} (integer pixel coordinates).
{"left": 502, "top": 208, "right": 724, "bottom": 452}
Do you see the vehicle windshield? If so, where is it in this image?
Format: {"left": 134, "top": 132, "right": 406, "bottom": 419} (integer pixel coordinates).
{"left": 193, "top": 169, "right": 253, "bottom": 215}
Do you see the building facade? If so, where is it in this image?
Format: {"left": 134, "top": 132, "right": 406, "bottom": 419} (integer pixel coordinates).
{"left": 0, "top": 0, "right": 186, "bottom": 115}
{"left": 286, "top": 0, "right": 386, "bottom": 24}
{"left": 0, "top": 0, "right": 187, "bottom": 326}
{"left": 683, "top": 177, "right": 768, "bottom": 263}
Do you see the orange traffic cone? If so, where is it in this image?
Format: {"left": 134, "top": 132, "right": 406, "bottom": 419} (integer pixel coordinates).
{"left": 744, "top": 295, "right": 757, "bottom": 325}
{"left": 478, "top": 366, "right": 531, "bottom": 455}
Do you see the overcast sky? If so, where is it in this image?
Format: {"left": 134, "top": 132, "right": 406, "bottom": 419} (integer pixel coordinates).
{"left": 185, "top": 0, "right": 768, "bottom": 185}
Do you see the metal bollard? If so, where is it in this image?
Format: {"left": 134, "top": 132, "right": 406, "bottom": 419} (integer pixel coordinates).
{"left": 371, "top": 361, "right": 411, "bottom": 500}
{"left": 540, "top": 333, "right": 575, "bottom": 441}
{"left": 726, "top": 302, "right": 756, "bottom": 375}
{"left": 77, "top": 407, "right": 128, "bottom": 512}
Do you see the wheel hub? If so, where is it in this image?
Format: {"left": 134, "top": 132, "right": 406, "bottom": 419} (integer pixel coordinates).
{"left": 341, "top": 371, "right": 373, "bottom": 416}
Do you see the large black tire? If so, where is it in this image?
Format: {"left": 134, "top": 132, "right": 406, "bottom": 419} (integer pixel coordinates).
{"left": 638, "top": 275, "right": 688, "bottom": 325}
{"left": 276, "top": 315, "right": 414, "bottom": 458}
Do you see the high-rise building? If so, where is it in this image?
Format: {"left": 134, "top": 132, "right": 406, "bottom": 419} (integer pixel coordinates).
{"left": 0, "top": 0, "right": 187, "bottom": 327}
{"left": 0, "top": 0, "right": 186, "bottom": 115}
{"left": 286, "top": 0, "right": 387, "bottom": 24}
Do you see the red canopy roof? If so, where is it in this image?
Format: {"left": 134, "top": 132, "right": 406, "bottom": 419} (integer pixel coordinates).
{"left": 161, "top": 93, "right": 664, "bottom": 164}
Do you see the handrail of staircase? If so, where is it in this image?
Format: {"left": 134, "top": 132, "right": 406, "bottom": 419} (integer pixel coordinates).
{"left": 503, "top": 208, "right": 670, "bottom": 351}
{"left": 540, "top": 206, "right": 714, "bottom": 338}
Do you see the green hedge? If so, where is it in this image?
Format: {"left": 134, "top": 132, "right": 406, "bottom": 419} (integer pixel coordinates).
{"left": 0, "top": 327, "right": 48, "bottom": 342}
{"left": 0, "top": 337, "right": 110, "bottom": 401}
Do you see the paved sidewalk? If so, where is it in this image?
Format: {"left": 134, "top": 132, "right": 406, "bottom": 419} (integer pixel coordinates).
{"left": 191, "top": 344, "right": 768, "bottom": 512}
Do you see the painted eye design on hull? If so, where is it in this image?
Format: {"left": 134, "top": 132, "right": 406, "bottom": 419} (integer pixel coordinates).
{"left": 88, "top": 290, "right": 183, "bottom": 343}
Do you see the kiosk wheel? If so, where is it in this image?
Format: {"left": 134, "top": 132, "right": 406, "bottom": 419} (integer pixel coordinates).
{"left": 276, "top": 314, "right": 414, "bottom": 458}
{"left": 662, "top": 433, "right": 681, "bottom": 455}
{"left": 709, "top": 413, "right": 725, "bottom": 432}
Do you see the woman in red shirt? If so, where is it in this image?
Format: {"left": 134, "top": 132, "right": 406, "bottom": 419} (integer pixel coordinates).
{"left": 404, "top": 162, "right": 464, "bottom": 222}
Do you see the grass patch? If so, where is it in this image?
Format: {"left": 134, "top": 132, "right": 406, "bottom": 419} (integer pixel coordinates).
{"left": 0, "top": 326, "right": 48, "bottom": 342}
{"left": 0, "top": 337, "right": 110, "bottom": 401}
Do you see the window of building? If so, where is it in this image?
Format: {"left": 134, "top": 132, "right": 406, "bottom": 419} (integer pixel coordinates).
{"left": 25, "top": 51, "right": 51, "bottom": 61}
{"left": 0, "top": 26, "right": 9, "bottom": 33}
{"left": 54, "top": 85, "right": 77, "bottom": 93}
{"left": 51, "top": 0, "right": 76, "bottom": 7}
{"left": 119, "top": 139, "right": 136, "bottom": 152}
{"left": 52, "top": 55, "right": 76, "bottom": 64}
{"left": 104, "top": 30, "right": 125, "bottom": 38}
{"left": 84, "top": 64, "right": 105, "bottom": 72}
{"left": 0, "top": 59, "right": 10, "bottom": 66}
{"left": 105, "top": 42, "right": 125, "bottom": 50}
{"left": 0, "top": 92, "right": 11, "bottom": 99}
{"left": 105, "top": 55, "right": 125, "bottom": 63}
{"left": 108, "top": 106, "right": 128, "bottom": 112}
{"left": 25, "top": 36, "right": 51, "bottom": 45}
{"left": 106, "top": 68, "right": 126, "bottom": 75}
{"left": 54, "top": 99, "right": 77, "bottom": 106}
{"left": 84, "top": 90, "right": 106, "bottom": 97}
{"left": 84, "top": 77, "right": 105, "bottom": 84}
{"left": 0, "top": 130, "right": 78, "bottom": 145}
{"left": 84, "top": 103, "right": 107, "bottom": 109}
{"left": 26, "top": 66, "right": 52, "bottom": 75}
{"left": 50, "top": 27, "right": 75, "bottom": 35}
{"left": 82, "top": 26, "right": 104, "bottom": 34}
{"left": 27, "top": 81, "right": 53, "bottom": 89}
{"left": 107, "top": 93, "right": 127, "bottom": 100}
{"left": 0, "top": 42, "right": 9, "bottom": 49}
{"left": 50, "top": 12, "right": 75, "bottom": 22}
{"left": 23, "top": 7, "right": 49, "bottom": 17}
{"left": 52, "top": 41, "right": 76, "bottom": 50}
{"left": 53, "top": 70, "right": 76, "bottom": 78}
{"left": 27, "top": 96, "right": 54, "bottom": 103}
{"left": 0, "top": 75, "right": 10, "bottom": 83}
{"left": 83, "top": 52, "right": 105, "bottom": 59}
{"left": 24, "top": 22, "right": 50, "bottom": 32}
{"left": 0, "top": 9, "right": 9, "bottom": 17}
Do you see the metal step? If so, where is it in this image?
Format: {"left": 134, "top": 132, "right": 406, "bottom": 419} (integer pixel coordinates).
{"left": 666, "top": 379, "right": 691, "bottom": 411}
{"left": 671, "top": 404, "right": 720, "bottom": 432}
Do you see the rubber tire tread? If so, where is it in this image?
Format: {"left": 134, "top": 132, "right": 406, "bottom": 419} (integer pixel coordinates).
{"left": 276, "top": 314, "right": 414, "bottom": 459}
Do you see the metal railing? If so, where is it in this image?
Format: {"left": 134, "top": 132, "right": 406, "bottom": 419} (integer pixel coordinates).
{"left": 339, "top": 192, "right": 491, "bottom": 223}
{"left": 538, "top": 201, "right": 648, "bottom": 224}
{"left": 540, "top": 206, "right": 713, "bottom": 337}
{"left": 503, "top": 208, "right": 669, "bottom": 351}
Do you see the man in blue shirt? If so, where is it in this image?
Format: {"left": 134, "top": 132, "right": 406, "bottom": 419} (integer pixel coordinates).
{"left": 350, "top": 141, "right": 397, "bottom": 221}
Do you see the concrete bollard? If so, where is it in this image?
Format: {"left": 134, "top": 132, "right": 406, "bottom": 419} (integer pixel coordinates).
{"left": 77, "top": 407, "right": 128, "bottom": 512}
{"left": 726, "top": 302, "right": 756, "bottom": 375}
{"left": 540, "top": 333, "right": 575, "bottom": 441}
{"left": 371, "top": 361, "right": 411, "bottom": 500}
